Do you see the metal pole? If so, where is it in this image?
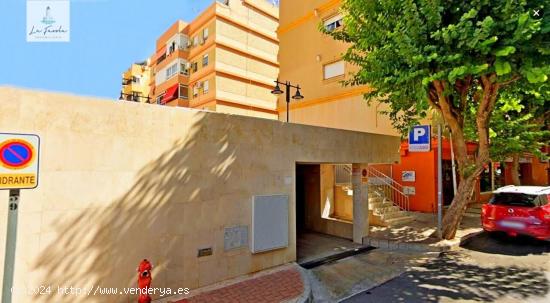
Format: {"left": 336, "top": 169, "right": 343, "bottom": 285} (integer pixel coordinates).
{"left": 450, "top": 131, "right": 457, "bottom": 195}
{"left": 285, "top": 83, "right": 290, "bottom": 123}
{"left": 2, "top": 189, "right": 20, "bottom": 303}
{"left": 437, "top": 124, "right": 443, "bottom": 239}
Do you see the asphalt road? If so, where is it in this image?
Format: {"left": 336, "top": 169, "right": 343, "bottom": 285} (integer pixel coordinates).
{"left": 343, "top": 232, "right": 550, "bottom": 303}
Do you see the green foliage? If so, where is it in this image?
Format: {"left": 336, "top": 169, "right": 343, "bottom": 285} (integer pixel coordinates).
{"left": 487, "top": 85, "right": 550, "bottom": 161}
{"left": 328, "top": 0, "right": 549, "bottom": 133}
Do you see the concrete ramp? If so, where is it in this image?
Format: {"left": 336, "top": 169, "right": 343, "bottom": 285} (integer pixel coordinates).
{"left": 306, "top": 249, "right": 426, "bottom": 302}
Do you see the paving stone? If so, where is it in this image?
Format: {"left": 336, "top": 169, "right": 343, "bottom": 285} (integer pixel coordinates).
{"left": 176, "top": 268, "right": 304, "bottom": 303}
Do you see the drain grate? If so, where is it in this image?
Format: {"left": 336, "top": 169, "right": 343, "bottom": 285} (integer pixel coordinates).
{"left": 298, "top": 246, "right": 377, "bottom": 269}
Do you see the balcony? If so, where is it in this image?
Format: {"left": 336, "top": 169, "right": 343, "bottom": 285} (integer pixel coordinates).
{"left": 119, "top": 92, "right": 150, "bottom": 103}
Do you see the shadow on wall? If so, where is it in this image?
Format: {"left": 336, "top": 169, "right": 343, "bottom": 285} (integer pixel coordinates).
{"left": 31, "top": 112, "right": 243, "bottom": 302}
{"left": 357, "top": 251, "right": 549, "bottom": 302}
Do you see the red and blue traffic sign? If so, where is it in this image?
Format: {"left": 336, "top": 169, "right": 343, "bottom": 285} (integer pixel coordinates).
{"left": 0, "top": 140, "right": 35, "bottom": 169}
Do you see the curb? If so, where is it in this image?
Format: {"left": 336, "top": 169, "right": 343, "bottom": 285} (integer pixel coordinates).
{"left": 364, "top": 229, "right": 485, "bottom": 253}
{"left": 363, "top": 237, "right": 455, "bottom": 253}
{"left": 294, "top": 264, "right": 313, "bottom": 303}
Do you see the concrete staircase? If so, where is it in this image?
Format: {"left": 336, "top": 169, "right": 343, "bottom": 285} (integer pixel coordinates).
{"left": 368, "top": 186, "right": 414, "bottom": 226}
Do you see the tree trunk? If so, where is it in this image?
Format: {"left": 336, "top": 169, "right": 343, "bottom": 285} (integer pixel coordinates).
{"left": 430, "top": 76, "right": 498, "bottom": 240}
{"left": 511, "top": 153, "right": 521, "bottom": 185}
{"left": 440, "top": 173, "right": 477, "bottom": 239}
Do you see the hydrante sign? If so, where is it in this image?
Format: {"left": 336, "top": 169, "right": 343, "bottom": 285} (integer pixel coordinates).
{"left": 27, "top": 0, "right": 70, "bottom": 42}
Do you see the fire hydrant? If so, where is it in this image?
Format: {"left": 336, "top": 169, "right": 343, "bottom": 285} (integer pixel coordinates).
{"left": 137, "top": 259, "right": 153, "bottom": 303}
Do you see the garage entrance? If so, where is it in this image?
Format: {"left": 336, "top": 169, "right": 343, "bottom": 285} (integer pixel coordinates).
{"left": 296, "top": 163, "right": 363, "bottom": 264}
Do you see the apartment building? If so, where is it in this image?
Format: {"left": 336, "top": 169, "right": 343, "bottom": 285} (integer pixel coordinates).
{"left": 121, "top": 0, "right": 280, "bottom": 120}
{"left": 120, "top": 61, "right": 152, "bottom": 103}
{"left": 277, "top": 0, "right": 397, "bottom": 135}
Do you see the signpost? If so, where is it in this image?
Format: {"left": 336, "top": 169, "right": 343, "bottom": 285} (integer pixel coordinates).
{"left": 408, "top": 125, "right": 442, "bottom": 238}
{"left": 0, "top": 133, "right": 40, "bottom": 303}
{"left": 436, "top": 125, "right": 443, "bottom": 239}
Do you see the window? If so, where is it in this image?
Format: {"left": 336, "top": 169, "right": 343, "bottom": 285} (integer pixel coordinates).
{"left": 180, "top": 63, "right": 189, "bottom": 76}
{"left": 323, "top": 60, "right": 345, "bottom": 79}
{"left": 132, "top": 91, "right": 140, "bottom": 101}
{"left": 203, "top": 54, "right": 209, "bottom": 67}
{"left": 166, "top": 63, "right": 178, "bottom": 79}
{"left": 192, "top": 62, "right": 198, "bottom": 73}
{"left": 156, "top": 93, "right": 165, "bottom": 104}
{"left": 534, "top": 194, "right": 549, "bottom": 207}
{"left": 132, "top": 76, "right": 140, "bottom": 84}
{"left": 193, "top": 85, "right": 199, "bottom": 97}
{"left": 203, "top": 80, "right": 209, "bottom": 94}
{"left": 168, "top": 41, "right": 176, "bottom": 54}
{"left": 193, "top": 36, "right": 199, "bottom": 46}
{"left": 324, "top": 14, "right": 343, "bottom": 32}
{"left": 490, "top": 193, "right": 538, "bottom": 207}
{"left": 203, "top": 27, "right": 209, "bottom": 40}
{"left": 179, "top": 85, "right": 188, "bottom": 99}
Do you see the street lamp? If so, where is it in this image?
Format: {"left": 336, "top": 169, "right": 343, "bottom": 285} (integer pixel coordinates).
{"left": 271, "top": 79, "right": 304, "bottom": 122}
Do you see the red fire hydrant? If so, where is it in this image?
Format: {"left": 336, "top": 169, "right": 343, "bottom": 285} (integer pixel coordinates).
{"left": 137, "top": 259, "right": 153, "bottom": 303}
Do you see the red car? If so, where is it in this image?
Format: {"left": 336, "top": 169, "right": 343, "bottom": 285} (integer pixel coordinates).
{"left": 482, "top": 186, "right": 550, "bottom": 241}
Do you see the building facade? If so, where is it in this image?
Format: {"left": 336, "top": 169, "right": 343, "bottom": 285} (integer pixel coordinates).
{"left": 277, "top": 0, "right": 548, "bottom": 215}
{"left": 121, "top": 0, "right": 280, "bottom": 120}
{"left": 277, "top": 0, "right": 397, "bottom": 135}
{"left": 120, "top": 61, "right": 152, "bottom": 103}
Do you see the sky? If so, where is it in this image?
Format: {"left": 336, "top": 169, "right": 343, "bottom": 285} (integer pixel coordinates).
{"left": 0, "top": 0, "right": 216, "bottom": 99}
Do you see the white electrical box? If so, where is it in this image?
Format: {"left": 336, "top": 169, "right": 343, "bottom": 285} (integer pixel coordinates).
{"left": 251, "top": 195, "right": 289, "bottom": 253}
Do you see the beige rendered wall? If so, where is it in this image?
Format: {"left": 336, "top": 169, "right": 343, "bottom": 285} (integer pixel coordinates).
{"left": 217, "top": 0, "right": 279, "bottom": 40}
{"left": 215, "top": 104, "right": 277, "bottom": 120}
{"left": 334, "top": 185, "right": 353, "bottom": 221}
{"left": 215, "top": 75, "right": 277, "bottom": 113}
{"left": 278, "top": 0, "right": 398, "bottom": 136}
{"left": 216, "top": 19, "right": 278, "bottom": 64}
{"left": 303, "top": 164, "right": 352, "bottom": 239}
{"left": 287, "top": 95, "right": 397, "bottom": 135}
{"left": 215, "top": 47, "right": 278, "bottom": 85}
{"left": 0, "top": 87, "right": 399, "bottom": 303}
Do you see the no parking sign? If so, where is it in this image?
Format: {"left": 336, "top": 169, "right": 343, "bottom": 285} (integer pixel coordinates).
{"left": 0, "top": 133, "right": 40, "bottom": 190}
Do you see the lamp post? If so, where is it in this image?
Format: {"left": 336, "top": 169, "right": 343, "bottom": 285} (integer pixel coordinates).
{"left": 270, "top": 79, "right": 304, "bottom": 122}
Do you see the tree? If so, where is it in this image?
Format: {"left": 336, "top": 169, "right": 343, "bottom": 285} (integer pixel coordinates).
{"left": 479, "top": 84, "right": 550, "bottom": 185}
{"left": 328, "top": 0, "right": 549, "bottom": 239}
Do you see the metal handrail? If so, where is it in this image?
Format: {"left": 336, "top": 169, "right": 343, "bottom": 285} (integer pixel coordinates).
{"left": 366, "top": 165, "right": 410, "bottom": 212}
{"left": 334, "top": 164, "right": 352, "bottom": 185}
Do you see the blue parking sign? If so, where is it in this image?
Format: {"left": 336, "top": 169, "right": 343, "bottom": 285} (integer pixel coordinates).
{"left": 409, "top": 125, "right": 431, "bottom": 152}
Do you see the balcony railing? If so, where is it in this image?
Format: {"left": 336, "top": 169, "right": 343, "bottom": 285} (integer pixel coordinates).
{"left": 119, "top": 92, "right": 150, "bottom": 103}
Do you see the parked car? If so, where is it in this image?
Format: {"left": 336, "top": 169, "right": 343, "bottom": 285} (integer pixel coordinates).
{"left": 482, "top": 185, "right": 550, "bottom": 241}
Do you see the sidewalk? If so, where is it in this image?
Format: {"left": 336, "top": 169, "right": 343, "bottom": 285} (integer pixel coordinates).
{"left": 158, "top": 264, "right": 311, "bottom": 303}
{"left": 364, "top": 212, "right": 483, "bottom": 252}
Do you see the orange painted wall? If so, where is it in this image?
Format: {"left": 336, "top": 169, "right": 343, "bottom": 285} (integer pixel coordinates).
{"left": 392, "top": 144, "right": 437, "bottom": 213}
{"left": 530, "top": 158, "right": 549, "bottom": 185}
{"left": 392, "top": 139, "right": 478, "bottom": 213}
{"left": 392, "top": 139, "right": 548, "bottom": 213}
